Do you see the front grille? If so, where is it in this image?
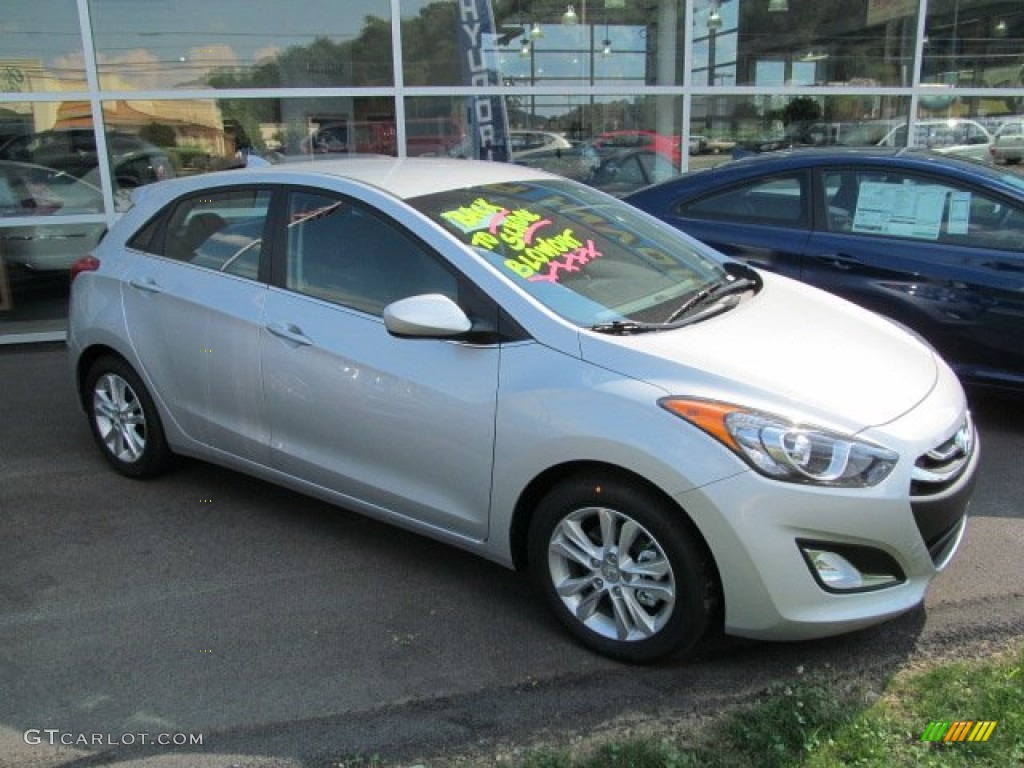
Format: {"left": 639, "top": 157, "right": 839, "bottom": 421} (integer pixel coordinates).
{"left": 910, "top": 413, "right": 977, "bottom": 566}
{"left": 911, "top": 414, "right": 975, "bottom": 496}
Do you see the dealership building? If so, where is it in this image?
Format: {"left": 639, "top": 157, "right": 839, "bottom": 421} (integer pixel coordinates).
{"left": 1, "top": 0, "right": 1022, "bottom": 343}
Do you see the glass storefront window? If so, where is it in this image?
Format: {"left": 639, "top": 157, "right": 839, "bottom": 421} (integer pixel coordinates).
{"left": 922, "top": 0, "right": 1024, "bottom": 115}
{"left": 0, "top": 0, "right": 84, "bottom": 95}
{"left": 102, "top": 97, "right": 397, "bottom": 174}
{"left": 1, "top": 1, "right": 1022, "bottom": 341}
{"left": 88, "top": 0, "right": 393, "bottom": 89}
{"left": 412, "top": 93, "right": 683, "bottom": 193}
{"left": 402, "top": 1, "right": 684, "bottom": 87}
{"left": 688, "top": 94, "right": 911, "bottom": 161}
{"left": 692, "top": 0, "right": 917, "bottom": 87}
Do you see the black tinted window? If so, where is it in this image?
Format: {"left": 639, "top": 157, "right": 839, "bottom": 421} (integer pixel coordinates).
{"left": 284, "top": 191, "right": 457, "bottom": 315}
{"left": 677, "top": 174, "right": 808, "bottom": 227}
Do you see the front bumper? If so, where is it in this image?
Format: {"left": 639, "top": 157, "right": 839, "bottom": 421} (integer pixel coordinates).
{"left": 675, "top": 413, "right": 978, "bottom": 642}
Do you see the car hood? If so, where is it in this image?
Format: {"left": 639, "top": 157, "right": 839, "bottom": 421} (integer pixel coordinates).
{"left": 579, "top": 272, "right": 939, "bottom": 433}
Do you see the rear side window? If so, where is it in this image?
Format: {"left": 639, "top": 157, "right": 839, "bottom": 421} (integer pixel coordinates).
{"left": 675, "top": 173, "right": 808, "bottom": 228}
{"left": 128, "top": 188, "right": 271, "bottom": 279}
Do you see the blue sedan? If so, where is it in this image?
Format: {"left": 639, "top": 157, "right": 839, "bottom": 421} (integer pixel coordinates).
{"left": 626, "top": 148, "right": 1024, "bottom": 391}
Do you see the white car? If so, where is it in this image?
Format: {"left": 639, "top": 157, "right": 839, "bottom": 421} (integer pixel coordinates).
{"left": 874, "top": 119, "right": 993, "bottom": 161}
{"left": 67, "top": 158, "right": 977, "bottom": 662}
{"left": 989, "top": 120, "right": 1024, "bottom": 165}
{"left": 0, "top": 160, "right": 107, "bottom": 271}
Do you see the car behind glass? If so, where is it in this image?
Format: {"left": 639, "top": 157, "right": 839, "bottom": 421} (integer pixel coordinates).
{"left": 68, "top": 158, "right": 977, "bottom": 662}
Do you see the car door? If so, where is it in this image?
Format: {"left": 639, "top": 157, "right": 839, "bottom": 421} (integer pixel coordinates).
{"left": 666, "top": 171, "right": 811, "bottom": 278}
{"left": 121, "top": 187, "right": 272, "bottom": 461}
{"left": 803, "top": 166, "right": 1024, "bottom": 385}
{"left": 260, "top": 189, "right": 500, "bottom": 540}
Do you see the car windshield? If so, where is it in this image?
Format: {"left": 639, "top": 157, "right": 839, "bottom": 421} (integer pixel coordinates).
{"left": 409, "top": 179, "right": 729, "bottom": 328}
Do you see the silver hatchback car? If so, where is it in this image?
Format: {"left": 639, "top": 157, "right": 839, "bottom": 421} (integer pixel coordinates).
{"left": 68, "top": 158, "right": 977, "bottom": 662}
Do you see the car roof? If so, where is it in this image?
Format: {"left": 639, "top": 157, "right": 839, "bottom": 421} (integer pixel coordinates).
{"left": 628, "top": 147, "right": 1024, "bottom": 199}
{"left": 142, "top": 157, "right": 559, "bottom": 203}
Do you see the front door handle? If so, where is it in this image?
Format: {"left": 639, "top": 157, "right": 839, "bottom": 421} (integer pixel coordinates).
{"left": 266, "top": 322, "right": 313, "bottom": 346}
{"left": 814, "top": 253, "right": 863, "bottom": 270}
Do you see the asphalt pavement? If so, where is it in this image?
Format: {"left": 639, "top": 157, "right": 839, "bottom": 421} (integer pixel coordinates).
{"left": 1, "top": 342, "right": 1021, "bottom": 768}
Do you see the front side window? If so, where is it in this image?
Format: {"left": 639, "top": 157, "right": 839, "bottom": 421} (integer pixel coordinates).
{"left": 823, "top": 169, "right": 1024, "bottom": 251}
{"left": 130, "top": 189, "right": 271, "bottom": 279}
{"left": 284, "top": 191, "right": 457, "bottom": 316}
{"left": 676, "top": 174, "right": 808, "bottom": 228}
{"left": 409, "top": 179, "right": 729, "bottom": 328}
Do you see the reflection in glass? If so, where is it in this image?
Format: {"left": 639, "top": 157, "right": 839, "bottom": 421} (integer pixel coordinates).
{"left": 413, "top": 93, "right": 683, "bottom": 193}
{"left": 692, "top": 0, "right": 917, "bottom": 87}
{"left": 0, "top": 0, "right": 85, "bottom": 92}
{"left": 402, "top": 0, "right": 683, "bottom": 87}
{"left": 88, "top": 0, "right": 393, "bottom": 89}
{"left": 922, "top": 0, "right": 1024, "bottom": 114}
{"left": 98, "top": 98, "right": 397, "bottom": 176}
{"left": 688, "top": 95, "right": 911, "bottom": 160}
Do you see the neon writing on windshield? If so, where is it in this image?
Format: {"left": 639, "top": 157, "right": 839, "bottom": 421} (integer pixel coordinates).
{"left": 442, "top": 197, "right": 605, "bottom": 283}
{"left": 520, "top": 240, "right": 603, "bottom": 283}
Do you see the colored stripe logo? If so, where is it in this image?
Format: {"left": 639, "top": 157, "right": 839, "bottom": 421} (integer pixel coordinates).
{"left": 921, "top": 721, "right": 997, "bottom": 742}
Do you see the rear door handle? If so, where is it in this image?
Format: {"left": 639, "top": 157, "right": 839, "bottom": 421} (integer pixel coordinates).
{"left": 266, "top": 322, "right": 313, "bottom": 346}
{"left": 128, "top": 278, "right": 163, "bottom": 294}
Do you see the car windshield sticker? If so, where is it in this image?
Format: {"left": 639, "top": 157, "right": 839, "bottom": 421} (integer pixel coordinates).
{"left": 852, "top": 182, "right": 945, "bottom": 240}
{"left": 441, "top": 197, "right": 604, "bottom": 283}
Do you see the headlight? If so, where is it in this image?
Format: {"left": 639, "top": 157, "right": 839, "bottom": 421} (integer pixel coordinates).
{"left": 659, "top": 398, "right": 899, "bottom": 488}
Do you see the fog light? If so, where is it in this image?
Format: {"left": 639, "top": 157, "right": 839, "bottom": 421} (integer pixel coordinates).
{"left": 805, "top": 549, "right": 863, "bottom": 590}
{"left": 799, "top": 541, "right": 905, "bottom": 593}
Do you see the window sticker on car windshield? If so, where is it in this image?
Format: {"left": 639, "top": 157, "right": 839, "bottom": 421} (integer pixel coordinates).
{"left": 852, "top": 182, "right": 945, "bottom": 240}
{"left": 441, "top": 197, "right": 604, "bottom": 283}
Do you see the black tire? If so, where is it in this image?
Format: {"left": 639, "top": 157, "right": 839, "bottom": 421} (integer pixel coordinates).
{"left": 84, "top": 356, "right": 171, "bottom": 478}
{"left": 528, "top": 472, "right": 715, "bottom": 663}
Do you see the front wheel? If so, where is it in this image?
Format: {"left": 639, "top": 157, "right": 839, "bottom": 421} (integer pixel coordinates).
{"left": 528, "top": 473, "right": 715, "bottom": 663}
{"left": 84, "top": 356, "right": 171, "bottom": 478}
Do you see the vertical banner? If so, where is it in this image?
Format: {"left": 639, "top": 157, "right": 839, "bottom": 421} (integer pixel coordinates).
{"left": 456, "top": 0, "right": 511, "bottom": 162}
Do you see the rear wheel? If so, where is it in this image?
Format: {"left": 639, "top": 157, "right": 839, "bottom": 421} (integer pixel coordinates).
{"left": 528, "top": 473, "right": 714, "bottom": 662}
{"left": 84, "top": 356, "right": 171, "bottom": 478}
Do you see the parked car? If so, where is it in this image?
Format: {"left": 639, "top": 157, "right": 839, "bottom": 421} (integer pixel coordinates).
{"left": 0, "top": 129, "right": 174, "bottom": 189}
{"left": 689, "top": 134, "right": 708, "bottom": 155}
{"left": 450, "top": 129, "right": 573, "bottom": 160}
{"left": 0, "top": 160, "right": 107, "bottom": 271}
{"left": 585, "top": 148, "right": 681, "bottom": 196}
{"left": 300, "top": 121, "right": 397, "bottom": 156}
{"left": 508, "top": 130, "right": 573, "bottom": 158}
{"left": 68, "top": 157, "right": 976, "bottom": 662}
{"left": 988, "top": 120, "right": 1024, "bottom": 165}
{"left": 593, "top": 130, "right": 683, "bottom": 165}
{"left": 830, "top": 119, "right": 992, "bottom": 159}
{"left": 511, "top": 144, "right": 602, "bottom": 182}
{"left": 625, "top": 147, "right": 1024, "bottom": 390}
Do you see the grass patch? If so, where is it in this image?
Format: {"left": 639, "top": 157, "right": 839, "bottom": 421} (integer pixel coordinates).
{"left": 423, "top": 639, "right": 1023, "bottom": 768}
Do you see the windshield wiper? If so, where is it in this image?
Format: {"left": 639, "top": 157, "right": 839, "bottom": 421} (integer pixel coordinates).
{"left": 664, "top": 276, "right": 759, "bottom": 324}
{"left": 589, "top": 320, "right": 666, "bottom": 335}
